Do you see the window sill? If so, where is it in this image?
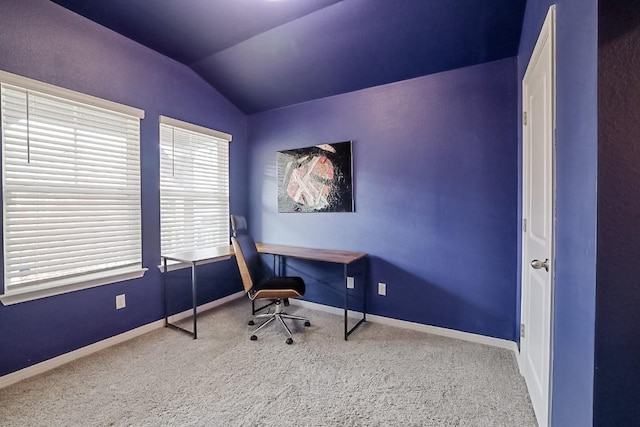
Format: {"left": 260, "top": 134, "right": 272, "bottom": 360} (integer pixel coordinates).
{"left": 0, "top": 267, "right": 148, "bottom": 306}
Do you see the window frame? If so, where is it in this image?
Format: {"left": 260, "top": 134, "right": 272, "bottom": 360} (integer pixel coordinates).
{"left": 158, "top": 116, "right": 232, "bottom": 272}
{"left": 0, "top": 70, "right": 147, "bottom": 305}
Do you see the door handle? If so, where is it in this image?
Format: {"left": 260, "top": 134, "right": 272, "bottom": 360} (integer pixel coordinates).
{"left": 531, "top": 258, "right": 549, "bottom": 272}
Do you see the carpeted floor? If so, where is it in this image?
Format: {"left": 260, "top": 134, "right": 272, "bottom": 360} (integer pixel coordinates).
{"left": 0, "top": 298, "right": 537, "bottom": 426}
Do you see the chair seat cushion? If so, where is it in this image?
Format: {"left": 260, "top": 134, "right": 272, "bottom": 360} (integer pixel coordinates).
{"left": 252, "top": 276, "right": 306, "bottom": 299}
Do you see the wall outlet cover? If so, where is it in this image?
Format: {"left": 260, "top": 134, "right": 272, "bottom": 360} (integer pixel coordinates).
{"left": 378, "top": 282, "right": 387, "bottom": 296}
{"left": 115, "top": 294, "right": 126, "bottom": 309}
{"left": 346, "top": 276, "right": 355, "bottom": 289}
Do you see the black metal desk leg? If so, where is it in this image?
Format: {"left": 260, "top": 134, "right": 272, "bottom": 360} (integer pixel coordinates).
{"left": 363, "top": 258, "right": 367, "bottom": 323}
{"left": 163, "top": 257, "right": 168, "bottom": 327}
{"left": 344, "top": 258, "right": 366, "bottom": 340}
{"left": 192, "top": 261, "right": 197, "bottom": 339}
{"left": 344, "top": 264, "right": 348, "bottom": 340}
{"left": 272, "top": 254, "right": 276, "bottom": 276}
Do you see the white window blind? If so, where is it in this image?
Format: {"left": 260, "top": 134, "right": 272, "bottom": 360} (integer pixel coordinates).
{"left": 160, "top": 117, "right": 231, "bottom": 257}
{"left": 1, "top": 82, "right": 143, "bottom": 294}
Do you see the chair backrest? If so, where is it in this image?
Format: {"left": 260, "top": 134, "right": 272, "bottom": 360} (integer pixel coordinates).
{"left": 231, "top": 234, "right": 265, "bottom": 295}
{"left": 230, "top": 215, "right": 248, "bottom": 237}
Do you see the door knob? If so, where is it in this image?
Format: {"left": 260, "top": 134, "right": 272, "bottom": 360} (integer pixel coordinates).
{"left": 531, "top": 258, "right": 549, "bottom": 272}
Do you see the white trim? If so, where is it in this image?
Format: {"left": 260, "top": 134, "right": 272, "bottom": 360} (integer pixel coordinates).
{"left": 159, "top": 115, "right": 232, "bottom": 142}
{"left": 289, "top": 299, "right": 519, "bottom": 353}
{"left": 0, "top": 319, "right": 161, "bottom": 390}
{"left": 0, "top": 69, "right": 144, "bottom": 118}
{"left": 0, "top": 291, "right": 520, "bottom": 390}
{"left": 166, "top": 290, "right": 244, "bottom": 323}
{"left": 0, "top": 291, "right": 245, "bottom": 389}
{"left": 367, "top": 313, "right": 519, "bottom": 353}
{"left": 289, "top": 299, "right": 368, "bottom": 320}
{"left": 0, "top": 267, "right": 148, "bottom": 306}
{"left": 520, "top": 6, "right": 556, "bottom": 427}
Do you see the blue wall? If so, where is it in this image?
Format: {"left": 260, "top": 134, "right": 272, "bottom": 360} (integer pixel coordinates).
{"left": 518, "top": 1, "right": 598, "bottom": 426}
{"left": 0, "top": 0, "right": 248, "bottom": 376}
{"left": 596, "top": 1, "right": 640, "bottom": 424}
{"left": 0, "top": 7, "right": 606, "bottom": 426}
{"left": 247, "top": 58, "right": 519, "bottom": 341}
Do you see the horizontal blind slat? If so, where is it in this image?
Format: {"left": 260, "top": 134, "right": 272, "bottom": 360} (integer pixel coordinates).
{"left": 160, "top": 122, "right": 229, "bottom": 255}
{"left": 2, "top": 82, "right": 142, "bottom": 290}
{"left": 7, "top": 244, "right": 140, "bottom": 265}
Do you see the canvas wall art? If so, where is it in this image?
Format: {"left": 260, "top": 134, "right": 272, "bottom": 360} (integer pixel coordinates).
{"left": 277, "top": 141, "right": 354, "bottom": 213}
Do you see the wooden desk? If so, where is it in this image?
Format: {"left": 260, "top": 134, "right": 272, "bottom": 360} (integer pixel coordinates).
{"left": 256, "top": 243, "right": 367, "bottom": 264}
{"left": 256, "top": 243, "right": 368, "bottom": 340}
{"left": 162, "top": 245, "right": 233, "bottom": 339}
{"left": 162, "top": 243, "right": 368, "bottom": 340}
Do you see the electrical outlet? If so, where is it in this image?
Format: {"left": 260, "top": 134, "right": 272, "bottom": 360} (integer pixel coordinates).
{"left": 346, "top": 276, "right": 355, "bottom": 289}
{"left": 115, "top": 294, "right": 126, "bottom": 310}
{"left": 378, "top": 282, "right": 386, "bottom": 296}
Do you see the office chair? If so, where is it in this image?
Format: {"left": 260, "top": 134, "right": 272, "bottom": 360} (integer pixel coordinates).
{"left": 230, "top": 215, "right": 310, "bottom": 344}
{"left": 230, "top": 214, "right": 248, "bottom": 236}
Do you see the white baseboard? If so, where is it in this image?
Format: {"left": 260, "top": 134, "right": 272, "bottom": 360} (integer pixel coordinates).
{"left": 2, "top": 292, "right": 519, "bottom": 390}
{"left": 0, "top": 291, "right": 245, "bottom": 390}
{"left": 290, "top": 299, "right": 519, "bottom": 354}
{"left": 166, "top": 291, "right": 245, "bottom": 323}
{"left": 289, "top": 298, "right": 366, "bottom": 320}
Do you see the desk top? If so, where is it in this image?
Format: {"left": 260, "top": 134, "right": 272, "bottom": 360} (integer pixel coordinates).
{"left": 161, "top": 245, "right": 234, "bottom": 264}
{"left": 256, "top": 243, "right": 367, "bottom": 264}
{"left": 161, "top": 243, "right": 367, "bottom": 265}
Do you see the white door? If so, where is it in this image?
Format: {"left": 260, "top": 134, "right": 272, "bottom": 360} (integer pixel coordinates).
{"left": 521, "top": 5, "right": 555, "bottom": 427}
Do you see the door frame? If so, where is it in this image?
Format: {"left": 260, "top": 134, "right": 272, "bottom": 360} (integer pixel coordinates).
{"left": 519, "top": 5, "right": 556, "bottom": 427}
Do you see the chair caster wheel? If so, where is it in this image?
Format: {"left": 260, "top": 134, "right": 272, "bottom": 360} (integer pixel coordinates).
{"left": 250, "top": 335, "right": 257, "bottom": 341}
{"left": 286, "top": 338, "right": 293, "bottom": 345}
{"left": 304, "top": 321, "right": 311, "bottom": 327}
{"left": 248, "top": 320, "right": 255, "bottom": 326}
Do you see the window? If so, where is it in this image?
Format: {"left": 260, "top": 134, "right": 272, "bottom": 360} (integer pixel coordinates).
{"left": 159, "top": 116, "right": 231, "bottom": 259}
{"left": 0, "top": 71, "right": 146, "bottom": 304}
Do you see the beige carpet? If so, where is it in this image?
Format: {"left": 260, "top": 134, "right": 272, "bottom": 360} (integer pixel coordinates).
{"left": 0, "top": 298, "right": 536, "bottom": 426}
